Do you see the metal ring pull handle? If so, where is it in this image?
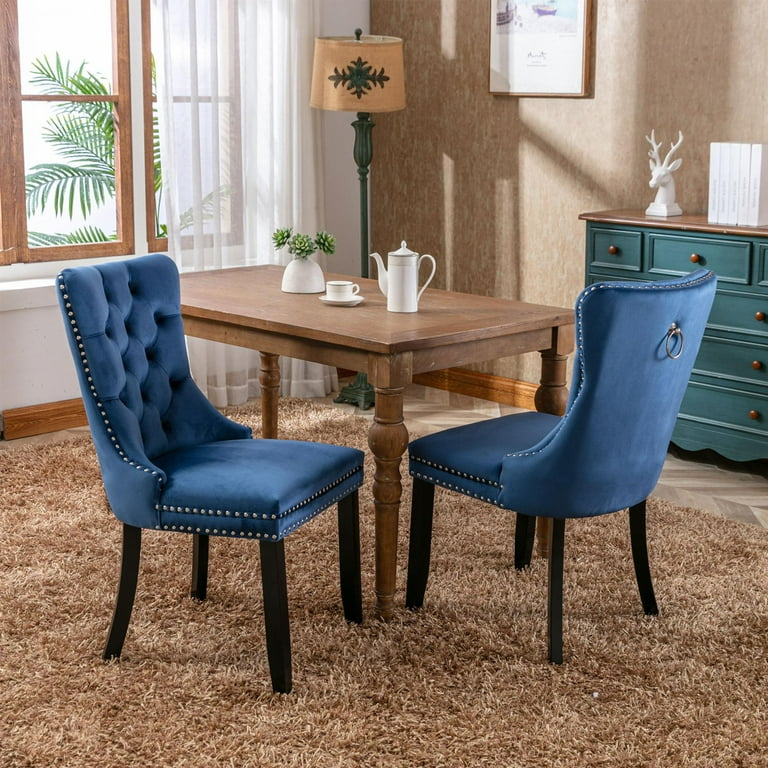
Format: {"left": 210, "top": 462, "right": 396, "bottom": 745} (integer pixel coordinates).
{"left": 665, "top": 322, "right": 684, "bottom": 359}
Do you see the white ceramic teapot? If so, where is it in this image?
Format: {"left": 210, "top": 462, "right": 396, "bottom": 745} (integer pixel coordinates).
{"left": 369, "top": 241, "right": 436, "bottom": 313}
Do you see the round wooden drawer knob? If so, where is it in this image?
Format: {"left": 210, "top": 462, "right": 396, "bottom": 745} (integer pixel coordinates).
{"left": 690, "top": 253, "right": 701, "bottom": 263}
{"left": 756, "top": 311, "right": 766, "bottom": 322}
{"left": 749, "top": 410, "right": 760, "bottom": 420}
{"left": 753, "top": 360, "right": 763, "bottom": 370}
{"left": 608, "top": 245, "right": 619, "bottom": 255}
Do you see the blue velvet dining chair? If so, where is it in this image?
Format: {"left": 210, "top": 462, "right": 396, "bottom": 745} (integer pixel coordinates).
{"left": 56, "top": 253, "right": 364, "bottom": 693}
{"left": 405, "top": 269, "right": 717, "bottom": 664}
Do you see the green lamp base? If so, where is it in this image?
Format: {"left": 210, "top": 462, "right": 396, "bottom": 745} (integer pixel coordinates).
{"left": 334, "top": 372, "right": 375, "bottom": 410}
{"left": 332, "top": 108, "right": 378, "bottom": 411}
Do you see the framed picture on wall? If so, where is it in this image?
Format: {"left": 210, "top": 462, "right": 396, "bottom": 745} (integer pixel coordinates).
{"left": 489, "top": 0, "right": 592, "bottom": 96}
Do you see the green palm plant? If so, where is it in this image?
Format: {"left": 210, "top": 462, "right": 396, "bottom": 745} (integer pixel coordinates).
{"left": 25, "top": 54, "right": 119, "bottom": 245}
{"left": 148, "top": 54, "right": 166, "bottom": 239}
{"left": 26, "top": 52, "right": 229, "bottom": 247}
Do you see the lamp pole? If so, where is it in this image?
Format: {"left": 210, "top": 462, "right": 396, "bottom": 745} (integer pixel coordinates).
{"left": 353, "top": 111, "right": 374, "bottom": 279}
{"left": 333, "top": 110, "right": 376, "bottom": 408}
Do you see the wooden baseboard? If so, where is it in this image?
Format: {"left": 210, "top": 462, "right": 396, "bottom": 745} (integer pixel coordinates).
{"left": 412, "top": 368, "right": 537, "bottom": 410}
{"left": 2, "top": 398, "right": 87, "bottom": 440}
{"left": 2, "top": 368, "right": 534, "bottom": 441}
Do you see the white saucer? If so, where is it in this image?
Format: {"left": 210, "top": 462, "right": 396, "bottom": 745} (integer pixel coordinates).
{"left": 319, "top": 294, "right": 364, "bottom": 307}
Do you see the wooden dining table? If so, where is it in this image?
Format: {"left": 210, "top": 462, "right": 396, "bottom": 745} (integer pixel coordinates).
{"left": 180, "top": 264, "right": 574, "bottom": 621}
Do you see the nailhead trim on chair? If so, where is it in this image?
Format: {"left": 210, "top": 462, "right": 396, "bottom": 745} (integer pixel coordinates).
{"left": 157, "top": 466, "right": 362, "bottom": 522}
{"left": 57, "top": 279, "right": 165, "bottom": 490}
{"left": 411, "top": 470, "right": 505, "bottom": 507}
{"left": 154, "top": 472, "right": 362, "bottom": 540}
{"left": 155, "top": 466, "right": 362, "bottom": 520}
{"left": 410, "top": 458, "right": 499, "bottom": 488}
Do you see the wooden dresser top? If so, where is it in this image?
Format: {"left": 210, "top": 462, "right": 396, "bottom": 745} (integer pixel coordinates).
{"left": 579, "top": 209, "right": 768, "bottom": 238}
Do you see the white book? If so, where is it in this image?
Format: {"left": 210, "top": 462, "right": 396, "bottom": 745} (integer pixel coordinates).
{"left": 724, "top": 142, "right": 740, "bottom": 225}
{"left": 745, "top": 143, "right": 768, "bottom": 227}
{"left": 708, "top": 142, "right": 721, "bottom": 223}
{"left": 736, "top": 143, "right": 753, "bottom": 225}
{"left": 717, "top": 142, "right": 733, "bottom": 224}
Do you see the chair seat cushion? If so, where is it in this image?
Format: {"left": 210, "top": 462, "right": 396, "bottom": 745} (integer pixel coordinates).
{"left": 154, "top": 439, "right": 364, "bottom": 540}
{"left": 408, "top": 411, "right": 560, "bottom": 505}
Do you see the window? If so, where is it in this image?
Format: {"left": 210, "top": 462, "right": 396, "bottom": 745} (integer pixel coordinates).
{"left": 0, "top": 0, "right": 164, "bottom": 266}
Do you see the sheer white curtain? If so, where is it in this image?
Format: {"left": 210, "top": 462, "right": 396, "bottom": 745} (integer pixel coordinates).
{"left": 153, "top": 0, "right": 338, "bottom": 407}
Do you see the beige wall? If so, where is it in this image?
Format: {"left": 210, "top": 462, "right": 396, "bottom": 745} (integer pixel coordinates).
{"left": 370, "top": 0, "right": 768, "bottom": 383}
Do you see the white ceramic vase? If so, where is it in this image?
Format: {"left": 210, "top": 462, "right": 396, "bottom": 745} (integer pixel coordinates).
{"left": 281, "top": 257, "right": 325, "bottom": 293}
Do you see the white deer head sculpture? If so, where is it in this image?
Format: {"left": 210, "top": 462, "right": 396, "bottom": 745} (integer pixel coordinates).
{"left": 645, "top": 129, "right": 684, "bottom": 217}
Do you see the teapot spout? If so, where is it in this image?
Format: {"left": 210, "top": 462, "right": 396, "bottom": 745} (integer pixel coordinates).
{"left": 369, "top": 252, "right": 388, "bottom": 296}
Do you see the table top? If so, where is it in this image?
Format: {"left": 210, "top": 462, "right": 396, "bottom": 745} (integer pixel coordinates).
{"left": 180, "top": 265, "right": 574, "bottom": 357}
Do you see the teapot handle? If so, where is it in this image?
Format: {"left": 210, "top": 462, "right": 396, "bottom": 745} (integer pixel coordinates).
{"left": 416, "top": 254, "right": 437, "bottom": 302}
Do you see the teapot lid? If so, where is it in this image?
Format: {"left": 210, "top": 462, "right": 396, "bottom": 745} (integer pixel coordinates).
{"left": 389, "top": 240, "right": 418, "bottom": 257}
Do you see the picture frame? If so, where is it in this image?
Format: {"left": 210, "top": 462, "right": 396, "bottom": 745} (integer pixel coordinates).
{"left": 489, "top": 0, "right": 593, "bottom": 97}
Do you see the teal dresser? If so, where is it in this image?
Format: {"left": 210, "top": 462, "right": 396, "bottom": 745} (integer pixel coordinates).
{"left": 581, "top": 209, "right": 768, "bottom": 462}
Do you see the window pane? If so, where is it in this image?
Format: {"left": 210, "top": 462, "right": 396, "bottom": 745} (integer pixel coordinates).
{"left": 23, "top": 100, "right": 117, "bottom": 247}
{"left": 148, "top": 8, "right": 165, "bottom": 240}
{"left": 18, "top": 0, "right": 113, "bottom": 94}
{"left": 18, "top": 0, "right": 119, "bottom": 250}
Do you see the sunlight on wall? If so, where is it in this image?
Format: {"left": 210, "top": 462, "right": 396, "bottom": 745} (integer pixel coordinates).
{"left": 724, "top": 5, "right": 766, "bottom": 135}
{"left": 442, "top": 152, "right": 454, "bottom": 290}
{"left": 494, "top": 175, "right": 514, "bottom": 294}
{"left": 440, "top": 0, "right": 456, "bottom": 60}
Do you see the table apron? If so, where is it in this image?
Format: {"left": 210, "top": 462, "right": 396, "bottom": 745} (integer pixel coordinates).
{"left": 181, "top": 316, "right": 373, "bottom": 371}
{"left": 182, "top": 317, "right": 567, "bottom": 388}
{"left": 409, "top": 328, "right": 559, "bottom": 376}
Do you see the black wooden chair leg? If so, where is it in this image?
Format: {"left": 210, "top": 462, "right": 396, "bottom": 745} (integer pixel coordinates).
{"left": 406, "top": 479, "right": 436, "bottom": 609}
{"left": 547, "top": 518, "right": 566, "bottom": 665}
{"left": 338, "top": 492, "right": 363, "bottom": 624}
{"left": 190, "top": 534, "right": 209, "bottom": 600}
{"left": 514, "top": 512, "right": 536, "bottom": 570}
{"left": 103, "top": 524, "right": 142, "bottom": 661}
{"left": 629, "top": 500, "right": 659, "bottom": 615}
{"left": 259, "top": 540, "right": 292, "bottom": 694}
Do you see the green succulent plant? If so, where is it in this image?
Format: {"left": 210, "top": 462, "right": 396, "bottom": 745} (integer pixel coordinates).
{"left": 272, "top": 227, "right": 336, "bottom": 260}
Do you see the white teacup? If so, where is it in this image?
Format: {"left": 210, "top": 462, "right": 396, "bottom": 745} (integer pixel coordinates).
{"left": 325, "top": 280, "right": 360, "bottom": 301}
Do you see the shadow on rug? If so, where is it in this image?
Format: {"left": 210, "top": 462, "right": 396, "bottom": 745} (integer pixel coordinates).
{"left": 1, "top": 398, "right": 767, "bottom": 767}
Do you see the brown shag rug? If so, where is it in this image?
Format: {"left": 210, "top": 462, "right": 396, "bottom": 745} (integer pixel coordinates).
{"left": 1, "top": 399, "right": 767, "bottom": 767}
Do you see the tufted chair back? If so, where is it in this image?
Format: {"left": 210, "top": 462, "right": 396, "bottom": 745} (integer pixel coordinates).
{"left": 56, "top": 253, "right": 365, "bottom": 692}
{"left": 57, "top": 253, "right": 249, "bottom": 528}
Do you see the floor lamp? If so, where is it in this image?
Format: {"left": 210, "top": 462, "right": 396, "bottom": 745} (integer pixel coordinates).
{"left": 310, "top": 29, "right": 406, "bottom": 409}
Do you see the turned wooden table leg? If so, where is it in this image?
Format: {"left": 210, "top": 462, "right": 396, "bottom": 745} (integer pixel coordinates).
{"left": 534, "top": 346, "right": 570, "bottom": 558}
{"left": 534, "top": 349, "right": 569, "bottom": 417}
{"left": 259, "top": 352, "right": 280, "bottom": 439}
{"left": 368, "top": 386, "right": 409, "bottom": 621}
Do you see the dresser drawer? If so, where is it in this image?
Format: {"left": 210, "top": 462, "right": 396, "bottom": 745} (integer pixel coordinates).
{"left": 694, "top": 335, "right": 768, "bottom": 386}
{"left": 678, "top": 382, "right": 768, "bottom": 437}
{"left": 756, "top": 244, "right": 768, "bottom": 288}
{"left": 708, "top": 291, "right": 768, "bottom": 337}
{"left": 588, "top": 228, "right": 642, "bottom": 273}
{"left": 647, "top": 233, "right": 751, "bottom": 285}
